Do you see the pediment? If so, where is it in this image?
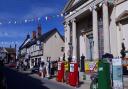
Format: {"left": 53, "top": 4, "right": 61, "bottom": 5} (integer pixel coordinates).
{"left": 63, "top": 0, "right": 82, "bottom": 13}
{"left": 116, "top": 10, "right": 128, "bottom": 22}
{"left": 72, "top": 0, "right": 80, "bottom": 6}
{"left": 63, "top": 0, "right": 75, "bottom": 13}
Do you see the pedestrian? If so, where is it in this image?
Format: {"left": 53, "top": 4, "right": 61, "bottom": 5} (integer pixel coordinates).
{"left": 16, "top": 60, "right": 19, "bottom": 70}
{"left": 120, "top": 42, "right": 126, "bottom": 59}
{"left": 46, "top": 58, "right": 50, "bottom": 78}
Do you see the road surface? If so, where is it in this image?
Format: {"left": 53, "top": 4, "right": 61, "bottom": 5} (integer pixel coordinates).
{"left": 3, "top": 67, "right": 74, "bottom": 89}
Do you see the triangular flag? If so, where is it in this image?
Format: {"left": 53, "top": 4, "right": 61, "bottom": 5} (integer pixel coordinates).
{"left": 8, "top": 21, "right": 11, "bottom": 24}
{"left": 25, "top": 20, "right": 27, "bottom": 23}
{"left": 61, "top": 13, "right": 63, "bottom": 17}
{"left": 45, "top": 16, "right": 48, "bottom": 20}
{"left": 57, "top": 15, "right": 60, "bottom": 17}
{"left": 14, "top": 21, "right": 17, "bottom": 24}
{"left": 38, "top": 17, "right": 41, "bottom": 21}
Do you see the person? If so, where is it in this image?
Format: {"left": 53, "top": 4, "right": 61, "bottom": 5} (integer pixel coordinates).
{"left": 120, "top": 42, "right": 126, "bottom": 58}
{"left": 46, "top": 58, "right": 50, "bottom": 78}
{"left": 16, "top": 60, "right": 19, "bottom": 70}
{"left": 80, "top": 55, "right": 85, "bottom": 72}
{"left": 39, "top": 61, "right": 44, "bottom": 78}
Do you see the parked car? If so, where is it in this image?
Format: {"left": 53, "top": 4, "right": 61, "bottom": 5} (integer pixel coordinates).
{"left": 31, "top": 66, "right": 39, "bottom": 74}
{"left": 9, "top": 62, "right": 16, "bottom": 68}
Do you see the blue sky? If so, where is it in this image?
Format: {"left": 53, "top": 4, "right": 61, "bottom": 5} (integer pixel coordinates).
{"left": 0, "top": 0, "right": 68, "bottom": 48}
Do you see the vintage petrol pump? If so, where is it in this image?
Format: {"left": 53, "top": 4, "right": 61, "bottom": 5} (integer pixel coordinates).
{"left": 68, "top": 56, "right": 79, "bottom": 87}
{"left": 57, "top": 57, "right": 64, "bottom": 82}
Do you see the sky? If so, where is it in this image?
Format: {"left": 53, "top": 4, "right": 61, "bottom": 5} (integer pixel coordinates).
{"left": 0, "top": 0, "right": 68, "bottom": 48}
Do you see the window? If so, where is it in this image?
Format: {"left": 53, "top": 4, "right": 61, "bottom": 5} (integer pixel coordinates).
{"left": 61, "top": 47, "right": 64, "bottom": 52}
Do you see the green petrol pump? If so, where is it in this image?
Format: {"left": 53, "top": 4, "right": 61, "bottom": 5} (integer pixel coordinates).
{"left": 98, "top": 59, "right": 111, "bottom": 89}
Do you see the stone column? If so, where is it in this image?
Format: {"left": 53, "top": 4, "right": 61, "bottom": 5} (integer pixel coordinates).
{"left": 83, "top": 34, "right": 87, "bottom": 58}
{"left": 102, "top": 2, "right": 110, "bottom": 53}
{"left": 64, "top": 22, "right": 71, "bottom": 60}
{"left": 66, "top": 22, "right": 71, "bottom": 58}
{"left": 92, "top": 7, "right": 99, "bottom": 60}
{"left": 72, "top": 19, "right": 77, "bottom": 59}
{"left": 64, "top": 23, "right": 68, "bottom": 60}
{"left": 117, "top": 23, "right": 122, "bottom": 57}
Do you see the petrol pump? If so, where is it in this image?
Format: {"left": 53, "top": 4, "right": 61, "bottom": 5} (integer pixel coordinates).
{"left": 68, "top": 56, "right": 79, "bottom": 87}
{"left": 57, "top": 57, "right": 64, "bottom": 82}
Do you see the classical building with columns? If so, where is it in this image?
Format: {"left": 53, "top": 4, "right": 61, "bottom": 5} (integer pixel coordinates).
{"left": 63, "top": 0, "right": 128, "bottom": 61}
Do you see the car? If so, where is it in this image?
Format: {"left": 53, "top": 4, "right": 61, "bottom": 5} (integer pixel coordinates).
{"left": 8, "top": 62, "right": 16, "bottom": 68}
{"left": 31, "top": 66, "right": 39, "bottom": 74}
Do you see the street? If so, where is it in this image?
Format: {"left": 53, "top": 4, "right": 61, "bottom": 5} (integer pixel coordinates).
{"left": 3, "top": 67, "right": 74, "bottom": 89}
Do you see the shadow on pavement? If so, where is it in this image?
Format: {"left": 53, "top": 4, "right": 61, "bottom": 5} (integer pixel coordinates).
{"left": 3, "top": 67, "right": 49, "bottom": 89}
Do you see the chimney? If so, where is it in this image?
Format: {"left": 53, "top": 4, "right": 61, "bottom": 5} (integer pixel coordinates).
{"left": 27, "top": 33, "right": 30, "bottom": 39}
{"left": 37, "top": 24, "right": 42, "bottom": 37}
{"left": 10, "top": 44, "right": 12, "bottom": 48}
{"left": 32, "top": 31, "right": 36, "bottom": 39}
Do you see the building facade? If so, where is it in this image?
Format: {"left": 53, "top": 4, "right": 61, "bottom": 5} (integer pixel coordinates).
{"left": 19, "top": 25, "right": 64, "bottom": 68}
{"left": 0, "top": 47, "right": 16, "bottom": 63}
{"left": 63, "top": 0, "right": 128, "bottom": 61}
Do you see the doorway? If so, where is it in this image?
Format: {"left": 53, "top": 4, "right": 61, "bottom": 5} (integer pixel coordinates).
{"left": 86, "top": 34, "right": 93, "bottom": 61}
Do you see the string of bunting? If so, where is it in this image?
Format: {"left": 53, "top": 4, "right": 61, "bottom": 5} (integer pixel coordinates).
{"left": 0, "top": 0, "right": 114, "bottom": 26}
{"left": 0, "top": 13, "right": 65, "bottom": 25}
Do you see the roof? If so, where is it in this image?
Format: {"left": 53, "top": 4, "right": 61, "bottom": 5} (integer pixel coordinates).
{"left": 5, "top": 48, "right": 16, "bottom": 53}
{"left": 20, "top": 28, "right": 64, "bottom": 49}
{"left": 0, "top": 47, "right": 5, "bottom": 53}
{"left": 19, "top": 34, "right": 30, "bottom": 50}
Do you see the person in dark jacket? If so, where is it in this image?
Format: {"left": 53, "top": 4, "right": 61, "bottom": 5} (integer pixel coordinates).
{"left": 120, "top": 42, "right": 126, "bottom": 58}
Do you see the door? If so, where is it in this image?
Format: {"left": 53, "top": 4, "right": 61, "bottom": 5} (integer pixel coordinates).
{"left": 86, "top": 34, "right": 93, "bottom": 61}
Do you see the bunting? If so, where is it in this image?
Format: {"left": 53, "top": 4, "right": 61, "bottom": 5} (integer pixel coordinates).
{"left": 0, "top": 13, "right": 64, "bottom": 25}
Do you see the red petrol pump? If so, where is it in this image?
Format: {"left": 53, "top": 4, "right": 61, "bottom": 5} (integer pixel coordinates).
{"left": 57, "top": 61, "right": 64, "bottom": 82}
{"left": 68, "top": 62, "right": 78, "bottom": 87}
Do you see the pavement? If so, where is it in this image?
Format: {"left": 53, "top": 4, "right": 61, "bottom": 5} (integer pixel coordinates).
{"left": 123, "top": 76, "right": 128, "bottom": 89}
{"left": 3, "top": 67, "right": 74, "bottom": 89}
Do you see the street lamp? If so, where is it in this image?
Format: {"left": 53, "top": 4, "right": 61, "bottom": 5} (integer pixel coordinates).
{"left": 87, "top": 34, "right": 93, "bottom": 61}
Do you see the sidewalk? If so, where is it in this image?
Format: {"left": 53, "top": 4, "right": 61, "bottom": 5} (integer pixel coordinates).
{"left": 10, "top": 67, "right": 128, "bottom": 89}
{"left": 49, "top": 77, "right": 91, "bottom": 89}
{"left": 123, "top": 76, "right": 128, "bottom": 89}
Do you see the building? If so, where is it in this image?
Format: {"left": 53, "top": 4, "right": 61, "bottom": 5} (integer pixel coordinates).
{"left": 18, "top": 34, "right": 31, "bottom": 62}
{"left": 0, "top": 47, "right": 16, "bottom": 63}
{"left": 19, "top": 25, "right": 64, "bottom": 68}
{"left": 63, "top": 0, "right": 128, "bottom": 61}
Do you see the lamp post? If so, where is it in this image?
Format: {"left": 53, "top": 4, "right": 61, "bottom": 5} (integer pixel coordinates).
{"left": 88, "top": 34, "right": 93, "bottom": 61}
